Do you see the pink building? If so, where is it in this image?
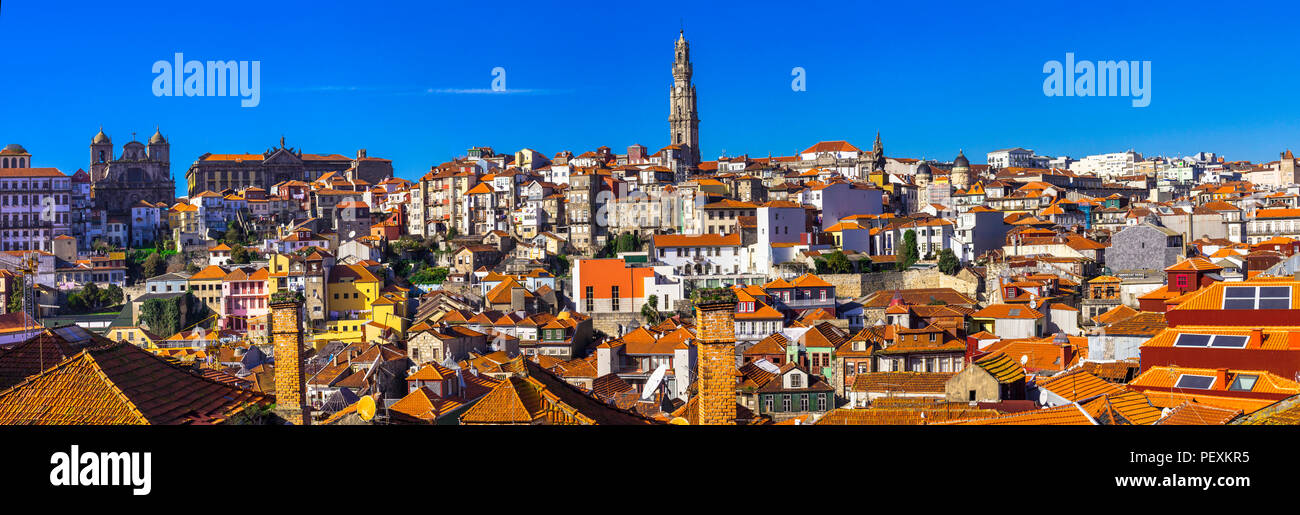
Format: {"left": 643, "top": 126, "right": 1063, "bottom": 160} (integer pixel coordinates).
{"left": 221, "top": 267, "right": 270, "bottom": 337}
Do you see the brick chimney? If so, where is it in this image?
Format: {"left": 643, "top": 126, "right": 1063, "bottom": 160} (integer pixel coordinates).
{"left": 271, "top": 299, "right": 311, "bottom": 425}
{"left": 1215, "top": 368, "right": 1229, "bottom": 390}
{"left": 1059, "top": 343, "right": 1074, "bottom": 370}
{"left": 693, "top": 289, "right": 738, "bottom": 425}
{"left": 1249, "top": 328, "right": 1264, "bottom": 349}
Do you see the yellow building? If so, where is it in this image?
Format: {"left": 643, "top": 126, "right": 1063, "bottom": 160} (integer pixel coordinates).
{"left": 188, "top": 265, "right": 227, "bottom": 316}
{"left": 106, "top": 327, "right": 162, "bottom": 349}
{"left": 313, "top": 264, "right": 382, "bottom": 346}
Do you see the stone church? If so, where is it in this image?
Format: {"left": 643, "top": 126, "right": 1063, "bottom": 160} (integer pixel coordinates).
{"left": 88, "top": 128, "right": 177, "bottom": 213}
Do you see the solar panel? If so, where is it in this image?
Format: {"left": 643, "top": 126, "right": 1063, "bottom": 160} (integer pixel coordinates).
{"left": 1260, "top": 286, "right": 1291, "bottom": 298}
{"left": 1209, "top": 335, "right": 1249, "bottom": 348}
{"left": 1224, "top": 287, "right": 1255, "bottom": 298}
{"left": 1174, "top": 374, "right": 1215, "bottom": 390}
{"left": 1223, "top": 285, "right": 1292, "bottom": 309}
{"left": 1008, "top": 309, "right": 1021, "bottom": 316}
{"left": 1173, "top": 334, "right": 1211, "bottom": 347}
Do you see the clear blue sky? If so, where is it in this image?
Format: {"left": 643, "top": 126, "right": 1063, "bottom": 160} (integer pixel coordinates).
{"left": 4, "top": 0, "right": 1299, "bottom": 196}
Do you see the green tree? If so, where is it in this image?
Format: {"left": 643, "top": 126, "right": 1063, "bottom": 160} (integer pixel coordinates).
{"left": 641, "top": 294, "right": 661, "bottom": 325}
{"left": 140, "top": 296, "right": 183, "bottom": 337}
{"left": 896, "top": 230, "right": 919, "bottom": 271}
{"left": 615, "top": 232, "right": 642, "bottom": 253}
{"left": 224, "top": 219, "right": 247, "bottom": 246}
{"left": 824, "top": 251, "right": 853, "bottom": 274}
{"left": 102, "top": 284, "right": 124, "bottom": 307}
{"left": 142, "top": 252, "right": 164, "bottom": 279}
{"left": 552, "top": 254, "right": 571, "bottom": 277}
{"left": 229, "top": 244, "right": 254, "bottom": 264}
{"left": 81, "top": 282, "right": 101, "bottom": 310}
{"left": 409, "top": 266, "right": 449, "bottom": 284}
{"left": 7, "top": 276, "right": 23, "bottom": 314}
{"left": 937, "top": 248, "right": 960, "bottom": 275}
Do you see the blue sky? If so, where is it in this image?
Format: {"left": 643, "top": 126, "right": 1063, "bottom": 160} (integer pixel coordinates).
{"left": 3, "top": 0, "right": 1299, "bottom": 195}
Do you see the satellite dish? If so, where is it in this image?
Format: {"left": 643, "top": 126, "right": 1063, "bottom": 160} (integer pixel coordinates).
{"left": 642, "top": 363, "right": 669, "bottom": 400}
{"left": 1020, "top": 355, "right": 1029, "bottom": 365}
{"left": 348, "top": 230, "right": 356, "bottom": 239}
{"left": 356, "top": 396, "right": 377, "bottom": 421}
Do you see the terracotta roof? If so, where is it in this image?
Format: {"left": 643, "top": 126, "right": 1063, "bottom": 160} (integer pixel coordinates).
{"left": 1157, "top": 401, "right": 1242, "bottom": 425}
{"left": 851, "top": 372, "right": 952, "bottom": 395}
{"left": 1038, "top": 370, "right": 1126, "bottom": 402}
{"left": 0, "top": 341, "right": 270, "bottom": 424}
{"left": 815, "top": 406, "right": 1001, "bottom": 425}
{"left": 972, "top": 303, "right": 1044, "bottom": 320}
{"left": 1092, "top": 305, "right": 1138, "bottom": 325}
{"left": 1103, "top": 312, "right": 1167, "bottom": 336}
{"left": 937, "top": 403, "right": 1097, "bottom": 425}
{"left": 652, "top": 233, "right": 742, "bottom": 247}
{"left": 972, "top": 352, "right": 1025, "bottom": 384}
{"left": 1165, "top": 257, "right": 1222, "bottom": 272}
{"left": 1078, "top": 391, "right": 1163, "bottom": 425}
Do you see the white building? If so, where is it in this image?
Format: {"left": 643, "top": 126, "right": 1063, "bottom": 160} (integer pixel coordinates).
{"left": 952, "top": 206, "right": 1010, "bottom": 263}
{"left": 0, "top": 167, "right": 72, "bottom": 252}
{"left": 986, "top": 148, "right": 1036, "bottom": 169}
{"left": 1069, "top": 151, "right": 1143, "bottom": 178}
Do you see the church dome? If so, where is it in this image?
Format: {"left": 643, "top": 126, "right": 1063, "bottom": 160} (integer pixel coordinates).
{"left": 1, "top": 144, "right": 27, "bottom": 154}
{"left": 149, "top": 128, "right": 167, "bottom": 145}
{"left": 92, "top": 129, "right": 110, "bottom": 145}
{"left": 953, "top": 150, "right": 969, "bottom": 168}
{"left": 915, "top": 161, "right": 932, "bottom": 178}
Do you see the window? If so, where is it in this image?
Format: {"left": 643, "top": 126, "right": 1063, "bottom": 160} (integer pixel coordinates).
{"left": 968, "top": 389, "right": 976, "bottom": 401}
{"left": 611, "top": 286, "right": 620, "bottom": 311}
{"left": 816, "top": 395, "right": 825, "bottom": 411}
{"left": 764, "top": 397, "right": 773, "bottom": 412}
{"left": 800, "top": 396, "right": 809, "bottom": 412}
{"left": 1173, "top": 333, "right": 1248, "bottom": 348}
{"left": 585, "top": 286, "right": 594, "bottom": 312}
{"left": 790, "top": 373, "right": 802, "bottom": 388}
{"left": 1223, "top": 286, "right": 1291, "bottom": 310}
{"left": 781, "top": 395, "right": 791, "bottom": 411}
{"left": 1221, "top": 373, "right": 1260, "bottom": 392}
{"left": 1174, "top": 374, "right": 1215, "bottom": 390}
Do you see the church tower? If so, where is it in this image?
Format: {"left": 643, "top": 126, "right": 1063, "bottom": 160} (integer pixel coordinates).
{"left": 90, "top": 128, "right": 113, "bottom": 182}
{"left": 952, "top": 149, "right": 971, "bottom": 190}
{"left": 669, "top": 31, "right": 700, "bottom": 170}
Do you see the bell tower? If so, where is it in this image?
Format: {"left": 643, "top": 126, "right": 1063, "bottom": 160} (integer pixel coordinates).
{"left": 669, "top": 31, "right": 700, "bottom": 170}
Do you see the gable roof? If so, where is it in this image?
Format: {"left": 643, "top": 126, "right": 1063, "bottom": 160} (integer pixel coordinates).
{"left": 0, "top": 341, "right": 270, "bottom": 424}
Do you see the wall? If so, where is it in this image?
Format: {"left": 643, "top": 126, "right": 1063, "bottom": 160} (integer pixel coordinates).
{"left": 818, "top": 268, "right": 979, "bottom": 300}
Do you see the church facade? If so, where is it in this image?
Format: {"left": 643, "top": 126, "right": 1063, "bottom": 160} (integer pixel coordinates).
{"left": 88, "top": 128, "right": 177, "bottom": 214}
{"left": 184, "top": 139, "right": 393, "bottom": 196}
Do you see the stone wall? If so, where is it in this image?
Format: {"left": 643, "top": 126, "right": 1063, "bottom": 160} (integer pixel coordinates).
{"left": 590, "top": 312, "right": 644, "bottom": 339}
{"left": 820, "top": 268, "right": 979, "bottom": 300}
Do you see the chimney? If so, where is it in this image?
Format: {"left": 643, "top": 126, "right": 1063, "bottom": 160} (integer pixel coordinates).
{"left": 1215, "top": 368, "right": 1229, "bottom": 391}
{"left": 1059, "top": 343, "right": 1074, "bottom": 370}
{"left": 692, "top": 288, "right": 738, "bottom": 425}
{"left": 271, "top": 298, "right": 311, "bottom": 425}
{"left": 1249, "top": 328, "right": 1264, "bottom": 349}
